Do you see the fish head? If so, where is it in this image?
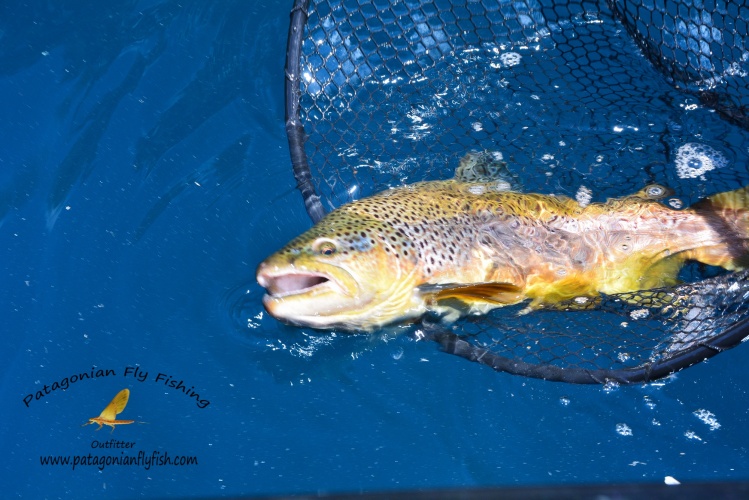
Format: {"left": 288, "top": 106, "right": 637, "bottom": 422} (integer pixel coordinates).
{"left": 256, "top": 208, "right": 421, "bottom": 331}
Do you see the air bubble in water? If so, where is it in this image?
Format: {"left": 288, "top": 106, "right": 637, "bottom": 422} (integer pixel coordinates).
{"left": 616, "top": 423, "right": 633, "bottom": 436}
{"left": 693, "top": 409, "right": 721, "bottom": 430}
{"left": 668, "top": 198, "right": 683, "bottom": 209}
{"left": 684, "top": 430, "right": 702, "bottom": 441}
{"left": 603, "top": 380, "right": 620, "bottom": 393}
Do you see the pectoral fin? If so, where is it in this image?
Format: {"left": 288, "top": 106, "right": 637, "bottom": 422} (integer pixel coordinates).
{"left": 420, "top": 282, "right": 524, "bottom": 312}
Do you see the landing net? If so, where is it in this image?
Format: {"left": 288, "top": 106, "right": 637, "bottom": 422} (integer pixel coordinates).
{"left": 284, "top": 0, "right": 749, "bottom": 383}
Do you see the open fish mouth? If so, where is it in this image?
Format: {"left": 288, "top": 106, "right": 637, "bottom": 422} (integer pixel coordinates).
{"left": 257, "top": 271, "right": 331, "bottom": 298}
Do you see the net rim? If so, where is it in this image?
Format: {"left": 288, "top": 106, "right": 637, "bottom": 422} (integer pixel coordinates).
{"left": 429, "top": 314, "right": 749, "bottom": 384}
{"left": 285, "top": 0, "right": 325, "bottom": 223}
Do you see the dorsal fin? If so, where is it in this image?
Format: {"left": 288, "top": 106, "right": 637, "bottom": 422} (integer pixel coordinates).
{"left": 697, "top": 186, "right": 749, "bottom": 210}
{"left": 454, "top": 151, "right": 520, "bottom": 189}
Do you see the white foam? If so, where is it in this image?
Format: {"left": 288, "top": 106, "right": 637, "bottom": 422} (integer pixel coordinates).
{"left": 694, "top": 408, "right": 721, "bottom": 430}
{"left": 616, "top": 423, "right": 633, "bottom": 436}
{"left": 576, "top": 185, "right": 592, "bottom": 207}
{"left": 675, "top": 143, "right": 728, "bottom": 179}
{"left": 684, "top": 430, "right": 702, "bottom": 441}
{"left": 603, "top": 380, "right": 620, "bottom": 393}
{"left": 499, "top": 52, "right": 522, "bottom": 67}
{"left": 630, "top": 309, "right": 649, "bottom": 320}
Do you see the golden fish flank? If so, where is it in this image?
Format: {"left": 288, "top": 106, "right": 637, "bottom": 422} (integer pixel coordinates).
{"left": 257, "top": 169, "right": 749, "bottom": 331}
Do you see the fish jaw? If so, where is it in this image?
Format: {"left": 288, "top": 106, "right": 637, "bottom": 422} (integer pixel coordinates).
{"left": 256, "top": 259, "right": 378, "bottom": 329}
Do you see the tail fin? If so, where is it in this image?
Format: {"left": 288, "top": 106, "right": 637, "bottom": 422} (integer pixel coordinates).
{"left": 687, "top": 186, "right": 749, "bottom": 270}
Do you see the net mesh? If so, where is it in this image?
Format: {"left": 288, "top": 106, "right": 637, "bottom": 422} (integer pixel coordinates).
{"left": 430, "top": 268, "right": 749, "bottom": 384}
{"left": 284, "top": 0, "right": 749, "bottom": 383}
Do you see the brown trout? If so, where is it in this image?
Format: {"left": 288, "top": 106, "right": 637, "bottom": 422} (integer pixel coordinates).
{"left": 257, "top": 155, "right": 749, "bottom": 331}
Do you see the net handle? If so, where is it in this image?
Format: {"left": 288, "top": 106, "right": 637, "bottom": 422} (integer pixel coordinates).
{"left": 285, "top": 0, "right": 326, "bottom": 223}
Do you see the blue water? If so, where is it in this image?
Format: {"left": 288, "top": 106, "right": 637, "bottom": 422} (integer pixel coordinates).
{"left": 2, "top": 1, "right": 749, "bottom": 498}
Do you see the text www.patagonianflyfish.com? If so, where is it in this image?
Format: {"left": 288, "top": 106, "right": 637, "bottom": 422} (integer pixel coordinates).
{"left": 40, "top": 450, "right": 198, "bottom": 471}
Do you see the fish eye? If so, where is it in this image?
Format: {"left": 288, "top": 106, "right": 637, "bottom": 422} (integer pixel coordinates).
{"left": 313, "top": 239, "right": 338, "bottom": 256}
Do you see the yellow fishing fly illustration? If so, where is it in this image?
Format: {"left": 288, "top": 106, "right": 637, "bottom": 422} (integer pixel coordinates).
{"left": 82, "top": 388, "right": 135, "bottom": 433}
